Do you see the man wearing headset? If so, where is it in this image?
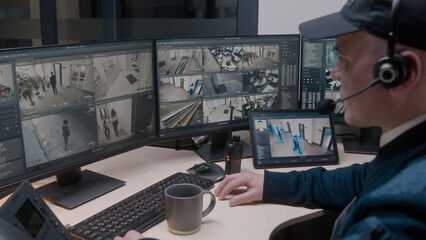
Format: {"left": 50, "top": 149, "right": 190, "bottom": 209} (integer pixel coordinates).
{"left": 215, "top": 0, "right": 426, "bottom": 239}
{"left": 116, "top": 0, "right": 426, "bottom": 239}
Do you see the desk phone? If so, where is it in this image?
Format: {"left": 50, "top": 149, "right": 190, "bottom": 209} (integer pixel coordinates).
{"left": 0, "top": 181, "right": 72, "bottom": 240}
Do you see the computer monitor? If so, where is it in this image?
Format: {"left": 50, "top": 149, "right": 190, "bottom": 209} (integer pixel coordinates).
{"left": 155, "top": 35, "right": 301, "bottom": 161}
{"left": 299, "top": 37, "right": 380, "bottom": 154}
{"left": 300, "top": 37, "right": 344, "bottom": 119}
{"left": 0, "top": 39, "right": 157, "bottom": 208}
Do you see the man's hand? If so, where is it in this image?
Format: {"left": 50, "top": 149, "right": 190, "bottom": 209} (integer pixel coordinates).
{"left": 214, "top": 172, "right": 264, "bottom": 207}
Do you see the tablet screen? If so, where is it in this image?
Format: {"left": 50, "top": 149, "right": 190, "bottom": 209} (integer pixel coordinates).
{"left": 249, "top": 110, "right": 339, "bottom": 168}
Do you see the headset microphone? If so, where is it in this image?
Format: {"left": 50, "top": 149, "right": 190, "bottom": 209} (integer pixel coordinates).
{"left": 316, "top": 78, "right": 381, "bottom": 114}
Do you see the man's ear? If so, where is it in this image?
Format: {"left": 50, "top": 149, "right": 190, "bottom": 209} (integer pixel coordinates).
{"left": 391, "top": 50, "right": 422, "bottom": 93}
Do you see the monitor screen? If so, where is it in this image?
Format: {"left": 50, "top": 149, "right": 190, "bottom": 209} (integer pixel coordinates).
{"left": 0, "top": 39, "right": 156, "bottom": 195}
{"left": 249, "top": 110, "right": 339, "bottom": 168}
{"left": 299, "top": 37, "right": 344, "bottom": 120}
{"left": 155, "top": 35, "right": 301, "bottom": 141}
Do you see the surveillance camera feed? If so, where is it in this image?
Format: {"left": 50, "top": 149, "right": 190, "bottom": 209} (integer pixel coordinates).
{"left": 300, "top": 38, "right": 344, "bottom": 117}
{"left": 250, "top": 110, "right": 338, "bottom": 168}
{"left": 0, "top": 40, "right": 156, "bottom": 189}
{"left": 156, "top": 35, "right": 301, "bottom": 139}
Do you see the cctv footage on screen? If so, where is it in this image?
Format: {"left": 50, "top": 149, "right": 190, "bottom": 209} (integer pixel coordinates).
{"left": 156, "top": 35, "right": 300, "bottom": 134}
{"left": 0, "top": 41, "right": 156, "bottom": 182}
{"left": 251, "top": 111, "right": 337, "bottom": 166}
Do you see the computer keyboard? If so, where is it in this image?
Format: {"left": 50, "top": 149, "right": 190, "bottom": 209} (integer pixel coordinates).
{"left": 69, "top": 172, "right": 214, "bottom": 240}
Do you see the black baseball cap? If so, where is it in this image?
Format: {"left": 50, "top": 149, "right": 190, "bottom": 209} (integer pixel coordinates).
{"left": 299, "top": 0, "right": 426, "bottom": 51}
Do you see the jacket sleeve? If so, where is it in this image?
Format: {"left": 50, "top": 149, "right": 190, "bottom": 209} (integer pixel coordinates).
{"left": 339, "top": 213, "right": 426, "bottom": 240}
{"left": 262, "top": 162, "right": 371, "bottom": 211}
{"left": 337, "top": 157, "right": 426, "bottom": 239}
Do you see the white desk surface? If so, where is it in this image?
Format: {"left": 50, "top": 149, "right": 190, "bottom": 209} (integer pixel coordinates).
{"left": 0, "top": 132, "right": 374, "bottom": 240}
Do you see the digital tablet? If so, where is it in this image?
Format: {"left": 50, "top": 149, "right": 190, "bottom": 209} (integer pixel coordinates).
{"left": 249, "top": 110, "right": 339, "bottom": 168}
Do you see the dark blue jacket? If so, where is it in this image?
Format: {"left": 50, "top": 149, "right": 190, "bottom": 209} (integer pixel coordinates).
{"left": 263, "top": 120, "right": 426, "bottom": 239}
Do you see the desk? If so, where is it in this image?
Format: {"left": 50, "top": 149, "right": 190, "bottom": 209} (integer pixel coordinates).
{"left": 0, "top": 133, "right": 374, "bottom": 240}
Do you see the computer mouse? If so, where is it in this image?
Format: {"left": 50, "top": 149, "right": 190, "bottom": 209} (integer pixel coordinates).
{"left": 186, "top": 162, "right": 225, "bottom": 183}
{"left": 187, "top": 163, "right": 207, "bottom": 175}
{"left": 194, "top": 162, "right": 210, "bottom": 172}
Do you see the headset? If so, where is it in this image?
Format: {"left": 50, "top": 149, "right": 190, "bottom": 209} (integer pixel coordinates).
{"left": 373, "top": 0, "right": 409, "bottom": 89}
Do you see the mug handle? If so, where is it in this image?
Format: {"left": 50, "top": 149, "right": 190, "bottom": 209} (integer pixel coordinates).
{"left": 201, "top": 190, "right": 216, "bottom": 217}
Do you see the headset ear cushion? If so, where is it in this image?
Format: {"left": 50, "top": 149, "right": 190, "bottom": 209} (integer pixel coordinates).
{"left": 373, "top": 54, "right": 408, "bottom": 88}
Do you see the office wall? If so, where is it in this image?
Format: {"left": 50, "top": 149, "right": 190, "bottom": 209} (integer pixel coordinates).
{"left": 258, "top": 0, "right": 342, "bottom": 34}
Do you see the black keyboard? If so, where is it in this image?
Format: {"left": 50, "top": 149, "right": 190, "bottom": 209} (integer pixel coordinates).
{"left": 69, "top": 172, "right": 214, "bottom": 240}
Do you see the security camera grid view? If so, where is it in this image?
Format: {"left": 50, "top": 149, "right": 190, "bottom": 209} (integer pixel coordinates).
{"left": 0, "top": 40, "right": 156, "bottom": 184}
{"left": 156, "top": 35, "right": 300, "bottom": 135}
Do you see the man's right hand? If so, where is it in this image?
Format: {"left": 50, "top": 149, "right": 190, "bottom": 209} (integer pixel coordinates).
{"left": 214, "top": 172, "right": 264, "bottom": 207}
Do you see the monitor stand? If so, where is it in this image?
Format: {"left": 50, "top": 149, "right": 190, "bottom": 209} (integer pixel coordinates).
{"left": 196, "top": 132, "right": 252, "bottom": 162}
{"left": 342, "top": 127, "right": 381, "bottom": 155}
{"left": 150, "top": 137, "right": 199, "bottom": 151}
{"left": 36, "top": 168, "right": 125, "bottom": 209}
